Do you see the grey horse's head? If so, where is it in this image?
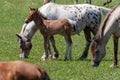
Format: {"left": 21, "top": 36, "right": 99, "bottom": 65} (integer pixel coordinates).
{"left": 16, "top": 34, "right": 32, "bottom": 58}
{"left": 90, "top": 36, "right": 106, "bottom": 67}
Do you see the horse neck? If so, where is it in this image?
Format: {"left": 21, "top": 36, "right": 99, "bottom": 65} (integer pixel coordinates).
{"left": 100, "top": 5, "right": 120, "bottom": 46}
{"left": 97, "top": 16, "right": 116, "bottom": 47}
{"left": 20, "top": 21, "right": 37, "bottom": 41}
{"left": 32, "top": 13, "right": 47, "bottom": 33}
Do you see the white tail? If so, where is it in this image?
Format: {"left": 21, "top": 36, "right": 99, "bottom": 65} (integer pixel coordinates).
{"left": 99, "top": 6, "right": 111, "bottom": 15}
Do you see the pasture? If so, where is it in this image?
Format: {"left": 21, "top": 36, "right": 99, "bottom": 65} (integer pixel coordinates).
{"left": 0, "top": 0, "right": 120, "bottom": 80}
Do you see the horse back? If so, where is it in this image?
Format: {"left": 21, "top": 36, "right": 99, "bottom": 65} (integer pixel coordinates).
{"left": 0, "top": 60, "right": 50, "bottom": 80}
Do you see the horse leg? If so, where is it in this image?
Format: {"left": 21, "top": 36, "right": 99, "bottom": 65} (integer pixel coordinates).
{"left": 84, "top": 0, "right": 91, "bottom": 4}
{"left": 74, "top": 0, "right": 78, "bottom": 4}
{"left": 47, "top": 40, "right": 53, "bottom": 60}
{"left": 49, "top": 36, "right": 59, "bottom": 59}
{"left": 79, "top": 27, "right": 91, "bottom": 60}
{"left": 103, "top": 0, "right": 112, "bottom": 6}
{"left": 64, "top": 33, "right": 72, "bottom": 61}
{"left": 89, "top": 0, "right": 91, "bottom": 4}
{"left": 110, "top": 36, "right": 118, "bottom": 67}
{"left": 41, "top": 36, "right": 49, "bottom": 61}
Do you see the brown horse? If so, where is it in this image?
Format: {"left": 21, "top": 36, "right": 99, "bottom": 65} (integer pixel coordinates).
{"left": 0, "top": 60, "right": 50, "bottom": 80}
{"left": 91, "top": 4, "right": 120, "bottom": 67}
{"left": 25, "top": 8, "right": 79, "bottom": 60}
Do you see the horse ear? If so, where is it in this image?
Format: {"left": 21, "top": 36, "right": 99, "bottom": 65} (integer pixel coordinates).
{"left": 16, "top": 34, "right": 22, "bottom": 39}
{"left": 29, "top": 7, "right": 33, "bottom": 10}
{"left": 35, "top": 8, "right": 38, "bottom": 11}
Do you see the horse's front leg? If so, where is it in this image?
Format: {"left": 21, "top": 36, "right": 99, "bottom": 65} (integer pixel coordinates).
{"left": 49, "top": 36, "right": 59, "bottom": 59}
{"left": 41, "top": 36, "right": 49, "bottom": 61}
{"left": 110, "top": 36, "right": 118, "bottom": 68}
{"left": 79, "top": 27, "right": 91, "bottom": 60}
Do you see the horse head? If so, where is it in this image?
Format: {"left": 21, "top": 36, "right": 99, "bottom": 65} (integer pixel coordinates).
{"left": 16, "top": 34, "right": 32, "bottom": 58}
{"left": 90, "top": 35, "right": 106, "bottom": 67}
{"left": 25, "top": 7, "right": 39, "bottom": 24}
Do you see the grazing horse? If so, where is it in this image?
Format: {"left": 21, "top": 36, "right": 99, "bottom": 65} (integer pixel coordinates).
{"left": 17, "top": 2, "right": 111, "bottom": 60}
{"left": 25, "top": 8, "right": 79, "bottom": 60}
{"left": 91, "top": 4, "right": 120, "bottom": 67}
{"left": 0, "top": 60, "right": 50, "bottom": 80}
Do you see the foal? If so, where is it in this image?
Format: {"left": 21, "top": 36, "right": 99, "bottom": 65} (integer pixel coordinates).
{"left": 0, "top": 60, "right": 50, "bottom": 80}
{"left": 25, "top": 8, "right": 78, "bottom": 60}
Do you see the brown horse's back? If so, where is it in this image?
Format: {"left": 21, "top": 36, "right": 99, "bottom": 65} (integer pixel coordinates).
{"left": 0, "top": 60, "right": 50, "bottom": 80}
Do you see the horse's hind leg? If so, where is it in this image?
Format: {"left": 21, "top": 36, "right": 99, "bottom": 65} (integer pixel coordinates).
{"left": 110, "top": 36, "right": 118, "bottom": 67}
{"left": 49, "top": 36, "right": 59, "bottom": 59}
{"left": 79, "top": 27, "right": 91, "bottom": 60}
{"left": 64, "top": 33, "right": 72, "bottom": 61}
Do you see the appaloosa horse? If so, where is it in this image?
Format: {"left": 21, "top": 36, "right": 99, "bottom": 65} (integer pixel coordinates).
{"left": 25, "top": 8, "right": 79, "bottom": 60}
{"left": 17, "top": 2, "right": 111, "bottom": 60}
{"left": 0, "top": 60, "right": 50, "bottom": 80}
{"left": 91, "top": 4, "right": 120, "bottom": 67}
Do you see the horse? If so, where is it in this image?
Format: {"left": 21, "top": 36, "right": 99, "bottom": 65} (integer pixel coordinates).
{"left": 90, "top": 4, "right": 120, "bottom": 67}
{"left": 0, "top": 60, "right": 50, "bottom": 80}
{"left": 17, "top": 2, "right": 111, "bottom": 60}
{"left": 25, "top": 8, "right": 80, "bottom": 60}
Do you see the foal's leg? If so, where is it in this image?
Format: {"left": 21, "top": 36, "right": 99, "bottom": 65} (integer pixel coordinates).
{"left": 79, "top": 27, "right": 91, "bottom": 60}
{"left": 49, "top": 36, "right": 59, "bottom": 59}
{"left": 110, "top": 36, "right": 118, "bottom": 67}
{"left": 41, "top": 36, "right": 49, "bottom": 61}
{"left": 64, "top": 33, "right": 72, "bottom": 61}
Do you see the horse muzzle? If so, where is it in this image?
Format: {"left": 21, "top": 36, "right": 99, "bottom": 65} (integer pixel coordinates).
{"left": 92, "top": 60, "right": 100, "bottom": 67}
{"left": 25, "top": 19, "right": 30, "bottom": 24}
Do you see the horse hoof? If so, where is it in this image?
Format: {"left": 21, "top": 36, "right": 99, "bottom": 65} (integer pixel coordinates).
{"left": 52, "top": 56, "right": 57, "bottom": 60}
{"left": 110, "top": 64, "right": 117, "bottom": 68}
{"left": 41, "top": 55, "right": 48, "bottom": 61}
{"left": 79, "top": 56, "right": 87, "bottom": 60}
{"left": 53, "top": 52, "right": 59, "bottom": 58}
{"left": 64, "top": 58, "right": 68, "bottom": 61}
{"left": 49, "top": 55, "right": 53, "bottom": 60}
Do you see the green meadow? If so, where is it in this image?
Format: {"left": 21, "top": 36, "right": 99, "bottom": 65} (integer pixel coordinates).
{"left": 0, "top": 0, "right": 120, "bottom": 80}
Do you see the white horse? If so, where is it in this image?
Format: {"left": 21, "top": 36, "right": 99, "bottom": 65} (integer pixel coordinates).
{"left": 17, "top": 2, "right": 111, "bottom": 60}
{"left": 91, "top": 4, "right": 120, "bottom": 67}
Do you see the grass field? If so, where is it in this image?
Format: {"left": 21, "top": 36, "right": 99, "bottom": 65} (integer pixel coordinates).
{"left": 0, "top": 0, "right": 120, "bottom": 80}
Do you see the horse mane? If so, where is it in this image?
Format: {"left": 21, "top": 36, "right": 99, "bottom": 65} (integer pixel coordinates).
{"left": 96, "top": 4, "right": 120, "bottom": 40}
{"left": 30, "top": 8, "right": 47, "bottom": 20}
{"left": 37, "top": 9, "right": 47, "bottom": 20}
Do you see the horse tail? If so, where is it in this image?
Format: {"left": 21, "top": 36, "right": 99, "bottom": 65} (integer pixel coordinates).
{"left": 38, "top": 67, "right": 50, "bottom": 80}
{"left": 99, "top": 7, "right": 111, "bottom": 15}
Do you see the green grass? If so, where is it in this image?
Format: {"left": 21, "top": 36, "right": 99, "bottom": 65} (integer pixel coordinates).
{"left": 0, "top": 0, "right": 120, "bottom": 80}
